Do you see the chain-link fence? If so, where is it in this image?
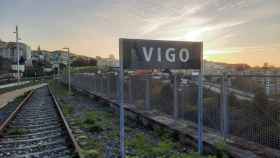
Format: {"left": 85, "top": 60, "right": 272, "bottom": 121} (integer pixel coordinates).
{"left": 61, "top": 72, "right": 280, "bottom": 150}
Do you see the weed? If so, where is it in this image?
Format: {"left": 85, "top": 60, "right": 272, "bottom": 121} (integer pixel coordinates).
{"left": 170, "top": 152, "right": 217, "bottom": 158}
{"left": 126, "top": 133, "right": 176, "bottom": 158}
{"left": 88, "top": 124, "right": 103, "bottom": 133}
{"left": 214, "top": 140, "right": 229, "bottom": 158}
{"left": 81, "top": 149, "right": 99, "bottom": 158}
{"left": 7, "top": 128, "right": 28, "bottom": 135}
{"left": 62, "top": 104, "right": 74, "bottom": 116}
{"left": 74, "top": 118, "right": 84, "bottom": 127}
{"left": 84, "top": 112, "right": 98, "bottom": 124}
{"left": 82, "top": 111, "right": 105, "bottom": 133}
{"left": 154, "top": 127, "right": 172, "bottom": 140}
{"left": 48, "top": 80, "right": 69, "bottom": 97}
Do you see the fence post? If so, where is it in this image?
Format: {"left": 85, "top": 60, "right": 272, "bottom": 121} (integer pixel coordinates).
{"left": 115, "top": 74, "right": 119, "bottom": 101}
{"left": 181, "top": 85, "right": 185, "bottom": 119}
{"left": 95, "top": 76, "right": 98, "bottom": 93}
{"left": 94, "top": 76, "right": 97, "bottom": 93}
{"left": 145, "top": 76, "right": 151, "bottom": 110}
{"left": 98, "top": 76, "right": 101, "bottom": 94}
{"left": 276, "top": 77, "right": 280, "bottom": 94}
{"left": 107, "top": 76, "right": 110, "bottom": 98}
{"left": 173, "top": 74, "right": 178, "bottom": 119}
{"left": 265, "top": 77, "right": 271, "bottom": 96}
{"left": 101, "top": 76, "right": 104, "bottom": 95}
{"left": 95, "top": 75, "right": 97, "bottom": 93}
{"left": 221, "top": 73, "right": 229, "bottom": 139}
{"left": 128, "top": 77, "right": 133, "bottom": 105}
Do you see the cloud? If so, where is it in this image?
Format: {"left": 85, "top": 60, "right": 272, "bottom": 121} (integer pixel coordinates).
{"left": 1, "top": 0, "right": 279, "bottom": 66}
{"left": 183, "top": 20, "right": 246, "bottom": 41}
{"left": 139, "top": 1, "right": 210, "bottom": 35}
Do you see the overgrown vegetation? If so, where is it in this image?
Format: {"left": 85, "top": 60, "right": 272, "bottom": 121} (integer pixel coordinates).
{"left": 7, "top": 128, "right": 28, "bottom": 135}
{"left": 126, "top": 133, "right": 176, "bottom": 158}
{"left": 62, "top": 103, "right": 74, "bottom": 116}
{"left": 81, "top": 111, "right": 107, "bottom": 133}
{"left": 49, "top": 80, "right": 230, "bottom": 158}
{"left": 48, "top": 80, "right": 69, "bottom": 97}
{"left": 214, "top": 140, "right": 229, "bottom": 158}
{"left": 81, "top": 149, "right": 100, "bottom": 158}
{"left": 125, "top": 132, "right": 227, "bottom": 158}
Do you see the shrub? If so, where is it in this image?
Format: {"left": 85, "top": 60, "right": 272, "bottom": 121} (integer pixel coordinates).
{"left": 214, "top": 140, "right": 229, "bottom": 158}
{"left": 81, "top": 149, "right": 99, "bottom": 158}
{"left": 62, "top": 104, "right": 74, "bottom": 116}
{"left": 82, "top": 111, "right": 104, "bottom": 133}
{"left": 7, "top": 128, "right": 28, "bottom": 135}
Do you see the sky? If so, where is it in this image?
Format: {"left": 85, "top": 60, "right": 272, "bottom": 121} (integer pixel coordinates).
{"left": 0, "top": 0, "right": 280, "bottom": 66}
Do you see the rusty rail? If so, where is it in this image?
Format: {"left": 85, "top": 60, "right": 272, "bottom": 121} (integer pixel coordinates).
{"left": 0, "top": 90, "right": 33, "bottom": 135}
{"left": 47, "top": 85, "right": 82, "bottom": 158}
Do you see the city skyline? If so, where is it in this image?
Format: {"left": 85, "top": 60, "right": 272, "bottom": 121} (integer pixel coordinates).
{"left": 1, "top": 0, "right": 280, "bottom": 66}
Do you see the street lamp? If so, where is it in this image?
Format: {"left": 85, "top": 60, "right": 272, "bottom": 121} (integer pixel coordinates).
{"left": 13, "top": 25, "right": 21, "bottom": 84}
{"left": 63, "top": 47, "right": 71, "bottom": 94}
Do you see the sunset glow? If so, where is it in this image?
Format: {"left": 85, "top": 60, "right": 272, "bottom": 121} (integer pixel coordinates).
{"left": 1, "top": 0, "right": 279, "bottom": 66}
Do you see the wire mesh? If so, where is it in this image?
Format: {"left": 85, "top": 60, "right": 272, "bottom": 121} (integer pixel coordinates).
{"left": 64, "top": 72, "right": 280, "bottom": 150}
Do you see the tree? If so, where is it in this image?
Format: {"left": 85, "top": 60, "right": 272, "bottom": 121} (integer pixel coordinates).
{"left": 71, "top": 57, "right": 97, "bottom": 67}
{"left": 231, "top": 78, "right": 261, "bottom": 92}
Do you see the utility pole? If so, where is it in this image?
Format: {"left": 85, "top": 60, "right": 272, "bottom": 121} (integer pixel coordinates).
{"left": 63, "top": 47, "right": 71, "bottom": 94}
{"left": 14, "top": 26, "right": 20, "bottom": 84}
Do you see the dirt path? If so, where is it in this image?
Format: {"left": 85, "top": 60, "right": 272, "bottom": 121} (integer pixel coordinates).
{"left": 0, "top": 83, "right": 47, "bottom": 109}
{"left": 0, "top": 81, "right": 30, "bottom": 89}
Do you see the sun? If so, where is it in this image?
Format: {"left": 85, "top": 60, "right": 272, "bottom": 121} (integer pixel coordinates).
{"left": 184, "top": 30, "right": 203, "bottom": 41}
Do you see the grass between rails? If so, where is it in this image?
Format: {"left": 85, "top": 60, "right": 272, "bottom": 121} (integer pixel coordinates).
{"left": 1, "top": 92, "right": 30, "bottom": 136}
{"left": 48, "top": 80, "right": 104, "bottom": 157}
{"left": 48, "top": 80, "right": 69, "bottom": 97}
{"left": 48, "top": 80, "right": 229, "bottom": 158}
{"left": 0, "top": 91, "right": 29, "bottom": 113}
{"left": 7, "top": 128, "right": 28, "bottom": 135}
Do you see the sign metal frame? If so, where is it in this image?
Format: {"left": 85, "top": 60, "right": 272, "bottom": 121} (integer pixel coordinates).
{"left": 119, "top": 38, "right": 204, "bottom": 157}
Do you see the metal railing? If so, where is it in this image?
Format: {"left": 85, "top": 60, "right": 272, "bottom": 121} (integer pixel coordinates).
{"left": 61, "top": 72, "right": 280, "bottom": 150}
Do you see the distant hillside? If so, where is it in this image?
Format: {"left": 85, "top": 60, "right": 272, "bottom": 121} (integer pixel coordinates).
{"left": 31, "top": 50, "right": 97, "bottom": 67}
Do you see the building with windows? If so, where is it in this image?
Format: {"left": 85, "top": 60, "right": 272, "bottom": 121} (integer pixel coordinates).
{"left": 0, "top": 41, "right": 32, "bottom": 66}
{"left": 96, "top": 55, "right": 118, "bottom": 68}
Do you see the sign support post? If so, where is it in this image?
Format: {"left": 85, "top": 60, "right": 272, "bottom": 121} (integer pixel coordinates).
{"left": 197, "top": 71, "right": 203, "bottom": 153}
{"left": 221, "top": 73, "right": 229, "bottom": 139}
{"left": 145, "top": 76, "right": 151, "bottom": 110}
{"left": 119, "top": 39, "right": 125, "bottom": 158}
{"left": 119, "top": 38, "right": 203, "bottom": 156}
{"left": 197, "top": 43, "right": 204, "bottom": 154}
{"left": 173, "top": 74, "right": 178, "bottom": 119}
{"left": 128, "top": 77, "right": 133, "bottom": 105}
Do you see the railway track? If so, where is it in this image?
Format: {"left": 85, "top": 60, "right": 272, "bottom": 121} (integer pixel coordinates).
{"left": 0, "top": 86, "right": 80, "bottom": 158}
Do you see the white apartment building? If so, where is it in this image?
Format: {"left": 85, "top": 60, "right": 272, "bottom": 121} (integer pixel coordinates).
{"left": 0, "top": 41, "right": 32, "bottom": 66}
{"left": 97, "top": 56, "right": 118, "bottom": 68}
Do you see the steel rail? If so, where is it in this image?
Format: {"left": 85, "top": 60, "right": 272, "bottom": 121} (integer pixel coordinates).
{"left": 0, "top": 90, "right": 33, "bottom": 135}
{"left": 47, "top": 85, "right": 82, "bottom": 158}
